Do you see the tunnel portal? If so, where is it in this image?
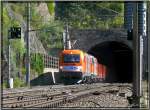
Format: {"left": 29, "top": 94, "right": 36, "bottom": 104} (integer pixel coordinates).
{"left": 88, "top": 41, "right": 133, "bottom": 83}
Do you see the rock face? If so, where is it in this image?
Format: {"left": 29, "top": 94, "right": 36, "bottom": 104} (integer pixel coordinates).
{"left": 69, "top": 28, "right": 132, "bottom": 52}
{"left": 36, "top": 3, "right": 54, "bottom": 22}
{"left": 29, "top": 31, "right": 47, "bottom": 54}
{"left": 2, "top": 3, "right": 48, "bottom": 82}
{"left": 5, "top": 3, "right": 47, "bottom": 54}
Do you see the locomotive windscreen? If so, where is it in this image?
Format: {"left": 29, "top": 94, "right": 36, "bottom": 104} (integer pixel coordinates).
{"left": 63, "top": 54, "right": 80, "bottom": 63}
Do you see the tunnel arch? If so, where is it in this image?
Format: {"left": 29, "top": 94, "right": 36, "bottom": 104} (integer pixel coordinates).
{"left": 88, "top": 41, "right": 133, "bottom": 83}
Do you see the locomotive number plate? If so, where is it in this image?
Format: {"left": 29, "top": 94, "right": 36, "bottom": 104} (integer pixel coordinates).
{"left": 63, "top": 66, "right": 79, "bottom": 71}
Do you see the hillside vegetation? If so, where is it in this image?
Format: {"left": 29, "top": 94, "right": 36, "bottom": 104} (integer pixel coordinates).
{"left": 55, "top": 2, "right": 124, "bottom": 29}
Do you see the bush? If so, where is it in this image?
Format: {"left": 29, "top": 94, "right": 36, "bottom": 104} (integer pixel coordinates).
{"left": 21, "top": 67, "right": 26, "bottom": 75}
{"left": 14, "top": 77, "right": 25, "bottom": 88}
{"left": 2, "top": 81, "right": 8, "bottom": 89}
{"left": 47, "top": 2, "right": 55, "bottom": 15}
{"left": 2, "top": 78, "right": 25, "bottom": 89}
{"left": 31, "top": 54, "right": 44, "bottom": 75}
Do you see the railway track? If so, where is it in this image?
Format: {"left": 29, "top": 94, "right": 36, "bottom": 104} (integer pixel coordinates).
{"left": 2, "top": 83, "right": 132, "bottom": 108}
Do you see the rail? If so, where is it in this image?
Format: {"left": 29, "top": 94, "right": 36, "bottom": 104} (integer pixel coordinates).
{"left": 2, "top": 83, "right": 132, "bottom": 108}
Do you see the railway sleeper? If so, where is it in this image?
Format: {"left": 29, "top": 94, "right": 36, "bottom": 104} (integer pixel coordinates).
{"left": 11, "top": 104, "right": 17, "bottom": 108}
{"left": 16, "top": 103, "right": 21, "bottom": 107}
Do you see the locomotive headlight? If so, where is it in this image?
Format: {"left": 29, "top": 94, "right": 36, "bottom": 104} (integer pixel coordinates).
{"left": 60, "top": 66, "right": 63, "bottom": 69}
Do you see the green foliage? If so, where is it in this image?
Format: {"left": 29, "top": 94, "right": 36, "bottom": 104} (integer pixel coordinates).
{"left": 3, "top": 4, "right": 27, "bottom": 80}
{"left": 3, "top": 7, "right": 11, "bottom": 27}
{"left": 47, "top": 2, "right": 55, "bottom": 15}
{"left": 10, "top": 38, "right": 26, "bottom": 56}
{"left": 14, "top": 77, "right": 25, "bottom": 88}
{"left": 3, "top": 7, "right": 11, "bottom": 49}
{"left": 55, "top": 2, "right": 124, "bottom": 29}
{"left": 31, "top": 54, "right": 44, "bottom": 75}
{"left": 3, "top": 5, "right": 25, "bottom": 68}
{"left": 2, "top": 78, "right": 25, "bottom": 88}
{"left": 37, "top": 20, "right": 64, "bottom": 49}
{"left": 3, "top": 2, "right": 63, "bottom": 80}
{"left": 11, "top": 19, "right": 21, "bottom": 27}
{"left": 2, "top": 81, "right": 8, "bottom": 89}
{"left": 10, "top": 3, "right": 26, "bottom": 14}
{"left": 109, "top": 3, "right": 124, "bottom": 13}
{"left": 109, "top": 16, "right": 124, "bottom": 28}
{"left": 21, "top": 67, "right": 26, "bottom": 75}
{"left": 30, "top": 3, "right": 43, "bottom": 28}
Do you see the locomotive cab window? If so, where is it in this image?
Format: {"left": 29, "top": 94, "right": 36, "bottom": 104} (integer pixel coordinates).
{"left": 63, "top": 54, "right": 80, "bottom": 63}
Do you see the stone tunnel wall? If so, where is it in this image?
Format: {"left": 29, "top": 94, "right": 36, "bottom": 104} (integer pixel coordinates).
{"left": 69, "top": 28, "right": 132, "bottom": 51}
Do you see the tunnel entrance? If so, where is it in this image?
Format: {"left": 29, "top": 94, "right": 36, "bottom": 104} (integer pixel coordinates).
{"left": 88, "top": 41, "right": 133, "bottom": 83}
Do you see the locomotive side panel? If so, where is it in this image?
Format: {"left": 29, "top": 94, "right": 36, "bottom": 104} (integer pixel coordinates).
{"left": 87, "top": 55, "right": 91, "bottom": 75}
{"left": 94, "top": 58, "right": 98, "bottom": 76}
{"left": 81, "top": 52, "right": 86, "bottom": 74}
{"left": 82, "top": 55, "right": 86, "bottom": 73}
{"left": 98, "top": 64, "right": 103, "bottom": 79}
{"left": 102, "top": 65, "right": 107, "bottom": 80}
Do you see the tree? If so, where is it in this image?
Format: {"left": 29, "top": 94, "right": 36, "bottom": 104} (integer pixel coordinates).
{"left": 55, "top": 2, "right": 124, "bottom": 29}
{"left": 47, "top": 2, "right": 55, "bottom": 15}
{"left": 36, "top": 20, "right": 64, "bottom": 49}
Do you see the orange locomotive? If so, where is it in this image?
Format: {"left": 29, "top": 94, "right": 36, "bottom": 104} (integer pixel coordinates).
{"left": 59, "top": 49, "right": 107, "bottom": 84}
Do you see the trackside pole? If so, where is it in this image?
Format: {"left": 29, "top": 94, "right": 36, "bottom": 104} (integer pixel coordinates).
{"left": 26, "top": 3, "right": 31, "bottom": 87}
{"left": 147, "top": 2, "right": 150, "bottom": 108}
{"left": 133, "top": 2, "right": 147, "bottom": 107}
{"left": 133, "top": 2, "right": 141, "bottom": 107}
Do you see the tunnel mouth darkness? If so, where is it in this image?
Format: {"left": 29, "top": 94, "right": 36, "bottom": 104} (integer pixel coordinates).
{"left": 88, "top": 41, "right": 133, "bottom": 83}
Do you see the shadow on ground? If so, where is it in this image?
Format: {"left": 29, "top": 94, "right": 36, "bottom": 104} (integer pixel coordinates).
{"left": 30, "top": 72, "right": 61, "bottom": 86}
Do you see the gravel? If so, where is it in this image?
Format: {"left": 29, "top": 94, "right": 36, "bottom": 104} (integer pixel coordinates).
{"left": 3, "top": 83, "right": 132, "bottom": 108}
{"left": 61, "top": 93, "right": 129, "bottom": 107}
{"left": 60, "top": 84, "right": 132, "bottom": 108}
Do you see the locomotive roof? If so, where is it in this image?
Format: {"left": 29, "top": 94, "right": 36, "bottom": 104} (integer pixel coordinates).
{"left": 62, "top": 49, "right": 96, "bottom": 58}
{"left": 62, "top": 49, "right": 84, "bottom": 53}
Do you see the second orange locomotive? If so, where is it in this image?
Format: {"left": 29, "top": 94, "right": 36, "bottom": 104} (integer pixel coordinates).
{"left": 59, "top": 49, "right": 107, "bottom": 84}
